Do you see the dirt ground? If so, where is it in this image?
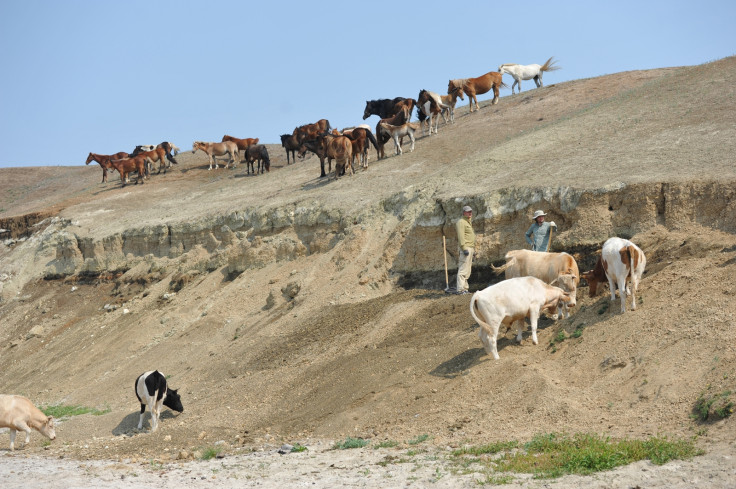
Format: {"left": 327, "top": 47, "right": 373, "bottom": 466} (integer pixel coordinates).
{"left": 1, "top": 57, "right": 735, "bottom": 488}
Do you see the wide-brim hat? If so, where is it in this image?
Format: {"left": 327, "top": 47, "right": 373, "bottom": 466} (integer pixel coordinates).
{"left": 532, "top": 210, "right": 547, "bottom": 220}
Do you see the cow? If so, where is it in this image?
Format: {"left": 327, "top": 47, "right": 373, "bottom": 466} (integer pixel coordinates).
{"left": 135, "top": 370, "right": 183, "bottom": 432}
{"left": 469, "top": 276, "right": 573, "bottom": 360}
{"left": 0, "top": 395, "right": 56, "bottom": 451}
{"left": 491, "top": 249, "right": 579, "bottom": 320}
{"left": 582, "top": 237, "right": 646, "bottom": 313}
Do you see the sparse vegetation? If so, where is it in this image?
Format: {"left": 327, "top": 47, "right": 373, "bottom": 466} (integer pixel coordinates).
{"left": 290, "top": 443, "right": 308, "bottom": 453}
{"left": 693, "top": 391, "right": 734, "bottom": 421}
{"left": 374, "top": 440, "right": 399, "bottom": 449}
{"left": 199, "top": 446, "right": 222, "bottom": 460}
{"left": 451, "top": 433, "right": 701, "bottom": 479}
{"left": 407, "top": 434, "right": 429, "bottom": 445}
{"left": 42, "top": 404, "right": 110, "bottom": 419}
{"left": 333, "top": 437, "right": 369, "bottom": 450}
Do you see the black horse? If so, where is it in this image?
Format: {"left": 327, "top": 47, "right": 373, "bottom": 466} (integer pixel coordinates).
{"left": 363, "top": 97, "right": 416, "bottom": 120}
{"left": 280, "top": 133, "right": 300, "bottom": 165}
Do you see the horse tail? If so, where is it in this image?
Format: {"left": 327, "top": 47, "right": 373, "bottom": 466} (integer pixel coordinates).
{"left": 499, "top": 81, "right": 509, "bottom": 89}
{"left": 167, "top": 153, "right": 179, "bottom": 165}
{"left": 540, "top": 56, "right": 561, "bottom": 72}
{"left": 365, "top": 128, "right": 379, "bottom": 151}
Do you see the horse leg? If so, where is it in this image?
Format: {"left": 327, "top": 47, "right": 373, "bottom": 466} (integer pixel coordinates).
{"left": 102, "top": 168, "right": 107, "bottom": 183}
{"left": 393, "top": 133, "right": 401, "bottom": 155}
{"left": 409, "top": 131, "right": 415, "bottom": 152}
{"left": 493, "top": 84, "right": 500, "bottom": 105}
{"left": 535, "top": 74, "right": 542, "bottom": 88}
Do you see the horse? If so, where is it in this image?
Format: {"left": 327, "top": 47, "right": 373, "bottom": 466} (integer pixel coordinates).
{"left": 131, "top": 146, "right": 170, "bottom": 175}
{"left": 85, "top": 151, "right": 129, "bottom": 183}
{"left": 222, "top": 135, "right": 259, "bottom": 159}
{"left": 498, "top": 57, "right": 560, "bottom": 94}
{"left": 280, "top": 133, "right": 301, "bottom": 164}
{"left": 293, "top": 119, "right": 332, "bottom": 145}
{"left": 363, "top": 97, "right": 415, "bottom": 120}
{"left": 343, "top": 126, "right": 378, "bottom": 170}
{"left": 377, "top": 121, "right": 419, "bottom": 155}
{"left": 297, "top": 135, "right": 330, "bottom": 178}
{"left": 244, "top": 144, "right": 270, "bottom": 175}
{"left": 440, "top": 86, "right": 465, "bottom": 124}
{"left": 192, "top": 141, "right": 239, "bottom": 170}
{"left": 416, "top": 89, "right": 448, "bottom": 136}
{"left": 448, "top": 71, "right": 507, "bottom": 112}
{"left": 323, "top": 134, "right": 353, "bottom": 180}
{"left": 132, "top": 142, "right": 179, "bottom": 173}
{"left": 375, "top": 106, "right": 410, "bottom": 159}
{"left": 109, "top": 154, "right": 151, "bottom": 186}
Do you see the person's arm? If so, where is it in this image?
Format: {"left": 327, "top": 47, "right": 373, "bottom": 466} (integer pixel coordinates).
{"left": 456, "top": 220, "right": 467, "bottom": 250}
{"left": 525, "top": 224, "right": 534, "bottom": 246}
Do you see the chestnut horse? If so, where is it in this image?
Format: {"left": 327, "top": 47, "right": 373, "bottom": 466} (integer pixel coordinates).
{"left": 498, "top": 57, "right": 560, "bottom": 94}
{"left": 343, "top": 126, "right": 379, "bottom": 170}
{"left": 86, "top": 151, "right": 129, "bottom": 183}
{"left": 323, "top": 134, "right": 353, "bottom": 180}
{"left": 448, "top": 71, "right": 507, "bottom": 112}
{"left": 109, "top": 154, "right": 151, "bottom": 186}
{"left": 293, "top": 119, "right": 332, "bottom": 145}
{"left": 192, "top": 141, "right": 239, "bottom": 170}
{"left": 440, "top": 86, "right": 465, "bottom": 124}
{"left": 222, "top": 135, "right": 259, "bottom": 159}
{"left": 416, "top": 89, "right": 448, "bottom": 136}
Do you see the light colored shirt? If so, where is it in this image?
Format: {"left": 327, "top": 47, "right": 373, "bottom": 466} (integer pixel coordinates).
{"left": 456, "top": 216, "right": 476, "bottom": 250}
{"left": 525, "top": 221, "right": 556, "bottom": 251}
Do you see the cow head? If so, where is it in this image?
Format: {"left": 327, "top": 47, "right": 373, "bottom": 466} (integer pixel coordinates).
{"left": 581, "top": 270, "right": 600, "bottom": 297}
{"left": 163, "top": 389, "right": 184, "bottom": 413}
{"left": 42, "top": 416, "right": 56, "bottom": 440}
{"left": 550, "top": 273, "right": 577, "bottom": 308}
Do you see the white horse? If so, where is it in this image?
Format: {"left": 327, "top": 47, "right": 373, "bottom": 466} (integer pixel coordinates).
{"left": 497, "top": 56, "right": 560, "bottom": 94}
{"left": 377, "top": 121, "right": 419, "bottom": 155}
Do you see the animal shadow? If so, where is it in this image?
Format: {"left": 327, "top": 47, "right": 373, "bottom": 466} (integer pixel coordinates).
{"left": 430, "top": 347, "right": 486, "bottom": 379}
{"left": 112, "top": 410, "right": 177, "bottom": 436}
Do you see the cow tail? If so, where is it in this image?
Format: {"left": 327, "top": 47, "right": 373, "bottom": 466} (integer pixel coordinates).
{"left": 490, "top": 256, "right": 515, "bottom": 276}
{"left": 469, "top": 293, "right": 492, "bottom": 336}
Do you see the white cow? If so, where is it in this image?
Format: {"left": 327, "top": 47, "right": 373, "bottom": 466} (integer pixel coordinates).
{"left": 601, "top": 237, "right": 646, "bottom": 313}
{"left": 0, "top": 395, "right": 56, "bottom": 451}
{"left": 492, "top": 249, "right": 579, "bottom": 319}
{"left": 469, "top": 276, "right": 573, "bottom": 360}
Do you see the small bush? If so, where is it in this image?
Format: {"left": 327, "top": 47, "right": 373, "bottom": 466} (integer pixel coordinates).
{"left": 42, "top": 404, "right": 110, "bottom": 419}
{"left": 199, "top": 446, "right": 221, "bottom": 460}
{"left": 374, "top": 440, "right": 399, "bottom": 449}
{"left": 333, "top": 437, "right": 369, "bottom": 450}
{"left": 290, "top": 443, "right": 308, "bottom": 453}
{"left": 693, "top": 391, "right": 734, "bottom": 421}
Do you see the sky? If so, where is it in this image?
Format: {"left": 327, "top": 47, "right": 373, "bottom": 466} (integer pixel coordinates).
{"left": 0, "top": 0, "right": 734, "bottom": 168}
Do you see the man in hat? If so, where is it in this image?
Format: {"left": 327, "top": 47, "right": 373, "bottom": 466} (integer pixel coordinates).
{"left": 455, "top": 205, "right": 476, "bottom": 294}
{"left": 525, "top": 210, "right": 557, "bottom": 251}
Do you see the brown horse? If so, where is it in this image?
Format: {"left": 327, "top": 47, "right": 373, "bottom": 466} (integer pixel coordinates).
{"left": 132, "top": 147, "right": 170, "bottom": 175}
{"left": 222, "top": 135, "right": 259, "bottom": 159}
{"left": 293, "top": 119, "right": 332, "bottom": 145}
{"left": 192, "top": 141, "right": 239, "bottom": 170}
{"left": 297, "top": 135, "right": 330, "bottom": 178}
{"left": 86, "top": 152, "right": 129, "bottom": 183}
{"left": 280, "top": 133, "right": 301, "bottom": 164}
{"left": 244, "top": 144, "right": 270, "bottom": 175}
{"left": 375, "top": 106, "right": 410, "bottom": 159}
{"left": 323, "top": 134, "right": 353, "bottom": 180}
{"left": 109, "top": 154, "right": 151, "bottom": 186}
{"left": 343, "top": 126, "right": 379, "bottom": 170}
{"left": 448, "top": 71, "right": 507, "bottom": 112}
{"left": 440, "top": 86, "right": 465, "bottom": 123}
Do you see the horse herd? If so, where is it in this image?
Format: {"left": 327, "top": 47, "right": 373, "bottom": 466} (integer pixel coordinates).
{"left": 86, "top": 58, "right": 559, "bottom": 185}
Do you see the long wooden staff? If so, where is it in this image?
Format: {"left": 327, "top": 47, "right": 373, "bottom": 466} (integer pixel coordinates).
{"left": 546, "top": 226, "right": 554, "bottom": 252}
{"left": 442, "top": 236, "right": 449, "bottom": 290}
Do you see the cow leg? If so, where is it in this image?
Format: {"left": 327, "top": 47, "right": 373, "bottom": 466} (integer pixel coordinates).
{"left": 617, "top": 277, "right": 628, "bottom": 313}
{"left": 630, "top": 277, "right": 638, "bottom": 311}
{"left": 9, "top": 429, "right": 16, "bottom": 451}
{"left": 529, "top": 311, "right": 540, "bottom": 345}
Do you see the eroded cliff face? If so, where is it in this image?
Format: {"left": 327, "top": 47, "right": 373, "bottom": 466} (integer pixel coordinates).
{"left": 1, "top": 180, "right": 733, "bottom": 302}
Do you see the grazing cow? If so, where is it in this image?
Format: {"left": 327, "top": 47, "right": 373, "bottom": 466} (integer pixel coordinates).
{"left": 469, "top": 277, "right": 573, "bottom": 360}
{"left": 245, "top": 144, "right": 270, "bottom": 174}
{"left": 135, "top": 370, "right": 183, "bottom": 432}
{"left": 492, "top": 249, "right": 579, "bottom": 319}
{"left": 582, "top": 237, "right": 646, "bottom": 313}
{"left": 0, "top": 395, "right": 56, "bottom": 451}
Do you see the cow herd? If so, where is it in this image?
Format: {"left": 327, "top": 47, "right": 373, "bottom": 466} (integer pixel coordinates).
{"left": 473, "top": 237, "right": 647, "bottom": 359}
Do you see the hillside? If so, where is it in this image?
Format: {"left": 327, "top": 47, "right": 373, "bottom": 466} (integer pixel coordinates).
{"left": 1, "top": 55, "right": 735, "bottom": 476}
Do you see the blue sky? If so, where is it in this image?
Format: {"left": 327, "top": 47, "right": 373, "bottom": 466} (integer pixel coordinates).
{"left": 0, "top": 0, "right": 733, "bottom": 168}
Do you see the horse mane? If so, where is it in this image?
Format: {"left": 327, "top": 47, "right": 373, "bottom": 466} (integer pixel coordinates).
{"left": 450, "top": 78, "right": 468, "bottom": 88}
{"left": 498, "top": 63, "right": 518, "bottom": 68}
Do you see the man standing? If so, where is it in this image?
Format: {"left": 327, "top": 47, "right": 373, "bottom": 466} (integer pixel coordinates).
{"left": 525, "top": 210, "right": 557, "bottom": 251}
{"left": 455, "top": 205, "right": 476, "bottom": 294}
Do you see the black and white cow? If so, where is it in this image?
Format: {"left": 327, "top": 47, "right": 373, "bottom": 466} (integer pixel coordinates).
{"left": 134, "top": 370, "right": 183, "bottom": 432}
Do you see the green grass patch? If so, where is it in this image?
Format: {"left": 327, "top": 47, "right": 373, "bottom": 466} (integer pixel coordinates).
{"left": 693, "top": 391, "right": 734, "bottom": 421}
{"left": 290, "top": 443, "right": 308, "bottom": 453}
{"left": 42, "top": 404, "right": 110, "bottom": 419}
{"left": 407, "top": 434, "right": 430, "bottom": 445}
{"left": 199, "top": 446, "right": 222, "bottom": 460}
{"left": 374, "top": 440, "right": 399, "bottom": 449}
{"left": 332, "top": 437, "right": 369, "bottom": 450}
{"left": 452, "top": 432, "right": 701, "bottom": 479}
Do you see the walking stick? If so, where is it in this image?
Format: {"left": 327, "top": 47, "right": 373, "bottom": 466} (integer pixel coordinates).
{"left": 442, "top": 236, "right": 449, "bottom": 290}
{"left": 546, "top": 226, "right": 554, "bottom": 252}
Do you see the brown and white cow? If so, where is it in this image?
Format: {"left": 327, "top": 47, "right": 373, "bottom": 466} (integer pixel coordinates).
{"left": 0, "top": 395, "right": 56, "bottom": 451}
{"left": 582, "top": 237, "right": 646, "bottom": 313}
{"left": 492, "top": 249, "right": 579, "bottom": 319}
{"left": 470, "top": 277, "right": 573, "bottom": 360}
